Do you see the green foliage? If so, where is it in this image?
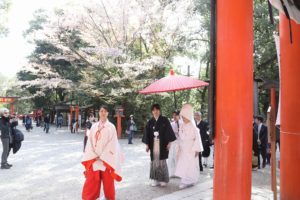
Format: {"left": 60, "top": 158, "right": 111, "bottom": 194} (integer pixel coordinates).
{"left": 23, "top": 9, "right": 48, "bottom": 37}
{"left": 254, "top": 0, "right": 279, "bottom": 114}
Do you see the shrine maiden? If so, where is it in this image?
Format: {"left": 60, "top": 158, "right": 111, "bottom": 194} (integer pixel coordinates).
{"left": 175, "top": 104, "right": 203, "bottom": 189}
{"left": 82, "top": 105, "right": 123, "bottom": 200}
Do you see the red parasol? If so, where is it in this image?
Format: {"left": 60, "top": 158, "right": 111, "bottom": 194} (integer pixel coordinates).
{"left": 139, "top": 69, "right": 209, "bottom": 108}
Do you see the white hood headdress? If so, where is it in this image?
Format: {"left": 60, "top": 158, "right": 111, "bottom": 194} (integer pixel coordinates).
{"left": 180, "top": 104, "right": 194, "bottom": 122}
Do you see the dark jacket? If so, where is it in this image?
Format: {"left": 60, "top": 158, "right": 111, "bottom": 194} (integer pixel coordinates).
{"left": 196, "top": 121, "right": 209, "bottom": 144}
{"left": 142, "top": 115, "right": 176, "bottom": 161}
{"left": 276, "top": 126, "right": 280, "bottom": 142}
{"left": 255, "top": 123, "right": 268, "bottom": 148}
{"left": 10, "top": 128, "right": 24, "bottom": 154}
{"left": 196, "top": 120, "right": 210, "bottom": 157}
{"left": 0, "top": 117, "right": 11, "bottom": 139}
{"left": 44, "top": 116, "right": 50, "bottom": 123}
{"left": 252, "top": 123, "right": 259, "bottom": 156}
{"left": 126, "top": 119, "right": 135, "bottom": 131}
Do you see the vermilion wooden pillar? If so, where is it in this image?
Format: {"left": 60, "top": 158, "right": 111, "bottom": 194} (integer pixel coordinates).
{"left": 10, "top": 104, "right": 14, "bottom": 116}
{"left": 213, "top": 0, "right": 253, "bottom": 199}
{"left": 279, "top": 14, "right": 300, "bottom": 200}
{"left": 70, "top": 106, "right": 73, "bottom": 130}
{"left": 116, "top": 116, "right": 122, "bottom": 139}
{"left": 75, "top": 105, "right": 79, "bottom": 131}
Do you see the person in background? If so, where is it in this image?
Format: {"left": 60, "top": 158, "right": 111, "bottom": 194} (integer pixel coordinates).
{"left": 276, "top": 125, "right": 280, "bottom": 152}
{"left": 22, "top": 115, "right": 26, "bottom": 125}
{"left": 175, "top": 104, "right": 203, "bottom": 189}
{"left": 126, "top": 115, "right": 136, "bottom": 144}
{"left": 194, "top": 111, "right": 210, "bottom": 171}
{"left": 252, "top": 121, "right": 259, "bottom": 170}
{"left": 88, "top": 113, "right": 96, "bottom": 125}
{"left": 0, "top": 108, "right": 14, "bottom": 169}
{"left": 84, "top": 113, "right": 96, "bottom": 152}
{"left": 35, "top": 116, "right": 39, "bottom": 127}
{"left": 38, "top": 116, "right": 42, "bottom": 127}
{"left": 168, "top": 110, "right": 181, "bottom": 178}
{"left": 25, "top": 115, "right": 32, "bottom": 132}
{"left": 86, "top": 113, "right": 97, "bottom": 135}
{"left": 44, "top": 114, "right": 50, "bottom": 134}
{"left": 142, "top": 104, "right": 176, "bottom": 187}
{"left": 72, "top": 119, "right": 78, "bottom": 133}
{"left": 254, "top": 116, "right": 268, "bottom": 169}
{"left": 57, "top": 114, "right": 64, "bottom": 129}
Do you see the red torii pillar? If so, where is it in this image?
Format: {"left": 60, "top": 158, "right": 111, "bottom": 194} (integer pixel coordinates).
{"left": 10, "top": 103, "right": 14, "bottom": 116}
{"left": 70, "top": 106, "right": 74, "bottom": 130}
{"left": 75, "top": 105, "right": 79, "bottom": 131}
{"left": 213, "top": 0, "right": 253, "bottom": 199}
{"left": 114, "top": 107, "right": 124, "bottom": 139}
{"left": 279, "top": 15, "right": 300, "bottom": 200}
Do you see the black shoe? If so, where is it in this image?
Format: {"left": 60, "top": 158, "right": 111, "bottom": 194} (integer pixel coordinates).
{"left": 7, "top": 163, "right": 12, "bottom": 167}
{"left": 252, "top": 166, "right": 258, "bottom": 171}
{"left": 200, "top": 164, "right": 203, "bottom": 171}
{"left": 1, "top": 164, "right": 11, "bottom": 169}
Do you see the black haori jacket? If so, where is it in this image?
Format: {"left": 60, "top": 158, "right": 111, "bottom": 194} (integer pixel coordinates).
{"left": 142, "top": 115, "right": 176, "bottom": 161}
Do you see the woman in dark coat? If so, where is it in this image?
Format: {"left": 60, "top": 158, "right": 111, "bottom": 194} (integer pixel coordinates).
{"left": 142, "top": 104, "right": 176, "bottom": 187}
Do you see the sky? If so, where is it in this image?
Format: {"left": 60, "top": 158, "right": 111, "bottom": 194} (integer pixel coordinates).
{"left": 0, "top": 0, "right": 70, "bottom": 78}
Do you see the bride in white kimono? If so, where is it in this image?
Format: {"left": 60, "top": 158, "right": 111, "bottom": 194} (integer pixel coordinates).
{"left": 175, "top": 104, "right": 203, "bottom": 189}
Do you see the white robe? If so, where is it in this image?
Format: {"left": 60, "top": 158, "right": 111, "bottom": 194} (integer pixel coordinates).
{"left": 82, "top": 121, "right": 123, "bottom": 181}
{"left": 168, "top": 120, "right": 181, "bottom": 177}
{"left": 175, "top": 121, "right": 203, "bottom": 185}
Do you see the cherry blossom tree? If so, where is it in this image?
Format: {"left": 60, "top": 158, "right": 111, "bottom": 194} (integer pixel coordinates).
{"left": 17, "top": 0, "right": 207, "bottom": 124}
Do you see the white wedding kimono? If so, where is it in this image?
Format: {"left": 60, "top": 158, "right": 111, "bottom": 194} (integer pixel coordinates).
{"left": 175, "top": 121, "right": 203, "bottom": 185}
{"left": 82, "top": 121, "right": 123, "bottom": 181}
{"left": 168, "top": 120, "right": 181, "bottom": 177}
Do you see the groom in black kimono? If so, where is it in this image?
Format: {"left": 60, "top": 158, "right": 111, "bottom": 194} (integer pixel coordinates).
{"left": 142, "top": 104, "right": 176, "bottom": 187}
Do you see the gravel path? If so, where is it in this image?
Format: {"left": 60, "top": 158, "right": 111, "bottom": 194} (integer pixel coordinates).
{"left": 0, "top": 124, "right": 278, "bottom": 200}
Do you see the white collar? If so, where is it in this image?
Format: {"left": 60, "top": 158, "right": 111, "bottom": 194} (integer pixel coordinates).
{"left": 99, "top": 119, "right": 108, "bottom": 126}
